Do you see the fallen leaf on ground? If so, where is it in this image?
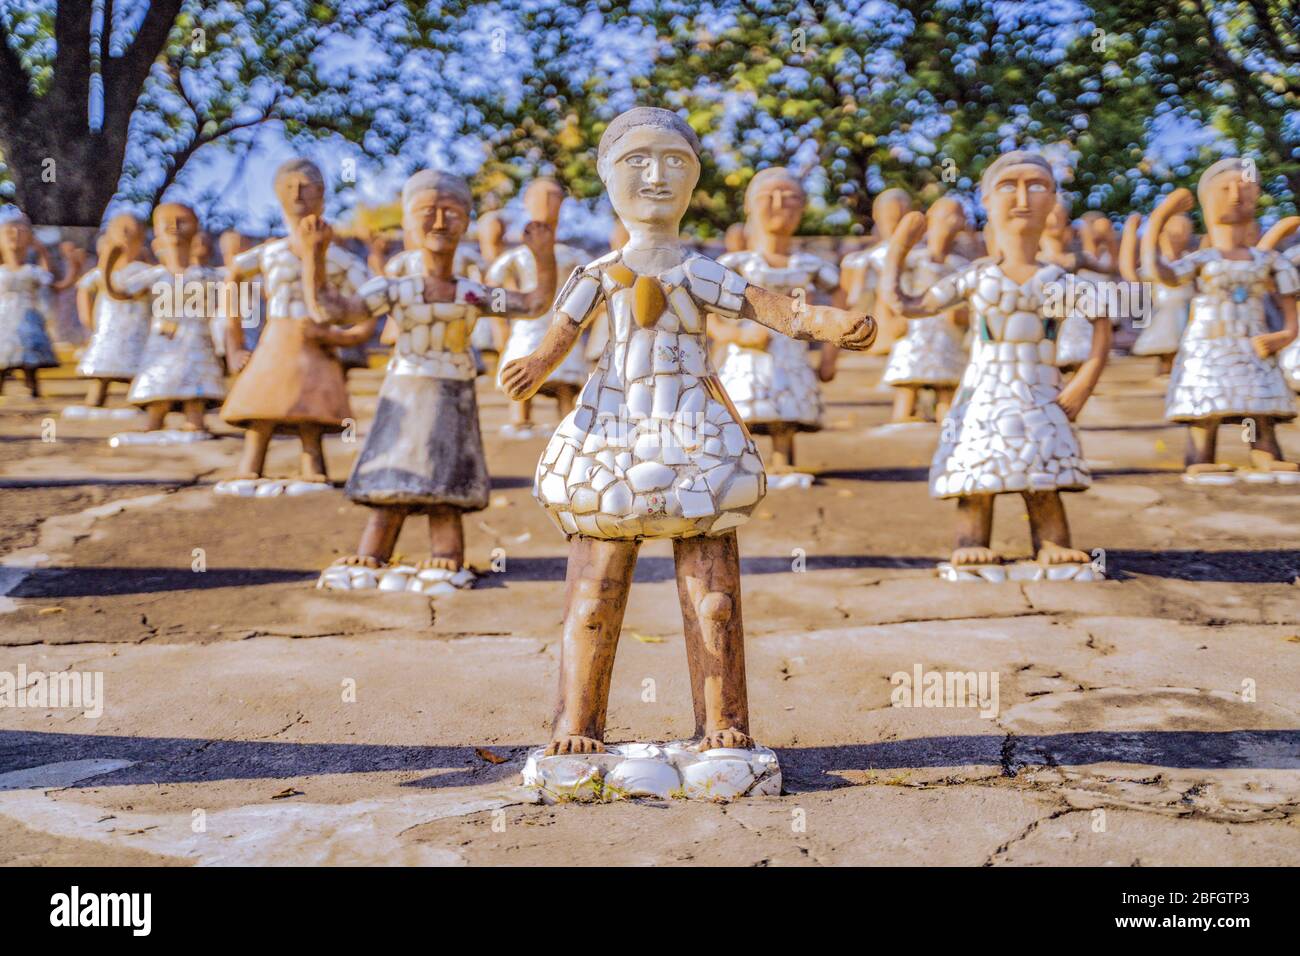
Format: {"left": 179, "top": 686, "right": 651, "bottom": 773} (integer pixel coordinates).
{"left": 475, "top": 747, "right": 507, "bottom": 764}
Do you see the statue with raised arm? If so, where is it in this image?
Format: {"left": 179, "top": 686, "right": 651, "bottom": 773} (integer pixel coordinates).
{"left": 313, "top": 171, "right": 557, "bottom": 594}
{"left": 217, "top": 159, "right": 370, "bottom": 494}
{"left": 1141, "top": 161, "right": 1299, "bottom": 483}
{"left": 840, "top": 187, "right": 913, "bottom": 356}
{"left": 712, "top": 167, "right": 840, "bottom": 483}
{"left": 882, "top": 151, "right": 1111, "bottom": 581}
{"left": 100, "top": 203, "right": 226, "bottom": 441}
{"left": 499, "top": 107, "right": 873, "bottom": 801}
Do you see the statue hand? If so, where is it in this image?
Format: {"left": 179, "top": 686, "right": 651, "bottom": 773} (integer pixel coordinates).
{"left": 297, "top": 215, "right": 333, "bottom": 252}
{"left": 1154, "top": 188, "right": 1195, "bottom": 221}
{"left": 499, "top": 355, "right": 548, "bottom": 401}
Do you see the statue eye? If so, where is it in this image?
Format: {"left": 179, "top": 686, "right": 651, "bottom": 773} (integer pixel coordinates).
{"left": 624, "top": 154, "right": 649, "bottom": 167}
{"left": 666, "top": 155, "right": 685, "bottom": 168}
{"left": 1028, "top": 182, "right": 1048, "bottom": 193}
{"left": 997, "top": 182, "right": 1016, "bottom": 193}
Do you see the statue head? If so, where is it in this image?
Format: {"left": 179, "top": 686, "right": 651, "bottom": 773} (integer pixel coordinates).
{"left": 745, "top": 167, "right": 805, "bottom": 238}
{"left": 0, "top": 212, "right": 33, "bottom": 262}
{"left": 926, "top": 196, "right": 968, "bottom": 249}
{"left": 401, "top": 170, "right": 473, "bottom": 256}
{"left": 105, "top": 214, "right": 146, "bottom": 260}
{"left": 980, "top": 151, "right": 1057, "bottom": 245}
{"left": 1197, "top": 158, "right": 1258, "bottom": 227}
{"left": 597, "top": 107, "right": 701, "bottom": 233}
{"left": 522, "top": 179, "right": 566, "bottom": 228}
{"left": 274, "top": 158, "right": 326, "bottom": 220}
{"left": 151, "top": 203, "right": 199, "bottom": 251}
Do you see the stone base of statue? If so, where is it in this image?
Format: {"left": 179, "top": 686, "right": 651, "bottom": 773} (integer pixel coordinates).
{"left": 316, "top": 562, "right": 476, "bottom": 596}
{"left": 213, "top": 477, "right": 332, "bottom": 498}
{"left": 937, "top": 560, "right": 1103, "bottom": 583}
{"left": 62, "top": 405, "right": 142, "bottom": 421}
{"left": 766, "top": 472, "right": 815, "bottom": 490}
{"left": 523, "top": 742, "right": 781, "bottom": 803}
{"left": 108, "top": 429, "right": 214, "bottom": 448}
{"left": 1182, "top": 469, "right": 1300, "bottom": 487}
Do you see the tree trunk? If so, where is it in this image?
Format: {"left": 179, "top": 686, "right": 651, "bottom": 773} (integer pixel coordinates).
{"left": 2, "top": 112, "right": 130, "bottom": 227}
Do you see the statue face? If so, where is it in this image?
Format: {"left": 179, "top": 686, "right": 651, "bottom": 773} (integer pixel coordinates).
{"left": 1202, "top": 169, "right": 1258, "bottom": 226}
{"left": 0, "top": 220, "right": 29, "bottom": 259}
{"left": 523, "top": 181, "right": 565, "bottom": 226}
{"left": 604, "top": 126, "right": 699, "bottom": 232}
{"left": 873, "top": 193, "right": 912, "bottom": 238}
{"left": 926, "top": 198, "right": 967, "bottom": 244}
{"left": 751, "top": 180, "right": 804, "bottom": 237}
{"left": 984, "top": 163, "right": 1056, "bottom": 241}
{"left": 191, "top": 232, "right": 213, "bottom": 263}
{"left": 405, "top": 188, "right": 469, "bottom": 254}
{"left": 153, "top": 204, "right": 198, "bottom": 251}
{"left": 275, "top": 170, "right": 325, "bottom": 219}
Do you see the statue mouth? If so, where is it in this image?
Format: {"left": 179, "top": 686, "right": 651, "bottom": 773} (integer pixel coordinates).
{"left": 638, "top": 189, "right": 673, "bottom": 200}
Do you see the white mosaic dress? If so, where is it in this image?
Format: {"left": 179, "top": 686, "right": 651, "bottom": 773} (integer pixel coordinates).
{"left": 490, "top": 243, "right": 590, "bottom": 393}
{"left": 76, "top": 264, "right": 153, "bottom": 380}
{"left": 1164, "top": 248, "right": 1298, "bottom": 422}
{"left": 533, "top": 252, "right": 766, "bottom": 539}
{"left": 1132, "top": 279, "right": 1193, "bottom": 356}
{"left": 929, "top": 261, "right": 1097, "bottom": 499}
{"left": 344, "top": 273, "right": 491, "bottom": 512}
{"left": 119, "top": 265, "right": 227, "bottom": 406}
{"left": 714, "top": 250, "right": 835, "bottom": 431}
{"left": 882, "top": 249, "right": 969, "bottom": 386}
{"left": 1277, "top": 244, "right": 1300, "bottom": 392}
{"left": 0, "top": 264, "right": 58, "bottom": 371}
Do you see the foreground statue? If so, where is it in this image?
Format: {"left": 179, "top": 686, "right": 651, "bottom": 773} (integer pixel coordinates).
{"left": 499, "top": 107, "right": 874, "bottom": 800}
{"left": 883, "top": 152, "right": 1111, "bottom": 582}
{"left": 1142, "top": 160, "right": 1299, "bottom": 483}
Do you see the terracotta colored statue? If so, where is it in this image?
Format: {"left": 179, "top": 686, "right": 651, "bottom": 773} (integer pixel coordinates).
{"left": 711, "top": 167, "right": 839, "bottom": 480}
{"left": 0, "top": 213, "right": 60, "bottom": 397}
{"left": 1118, "top": 212, "right": 1195, "bottom": 375}
{"left": 882, "top": 151, "right": 1112, "bottom": 581}
{"left": 100, "top": 203, "right": 227, "bottom": 436}
{"left": 311, "top": 171, "right": 557, "bottom": 593}
{"left": 472, "top": 210, "right": 510, "bottom": 362}
{"left": 841, "top": 187, "right": 914, "bottom": 355}
{"left": 490, "top": 179, "right": 590, "bottom": 438}
{"left": 218, "top": 159, "right": 370, "bottom": 490}
{"left": 1141, "top": 161, "right": 1299, "bottom": 482}
{"left": 1256, "top": 217, "right": 1300, "bottom": 391}
{"left": 74, "top": 215, "right": 152, "bottom": 409}
{"left": 880, "top": 196, "right": 970, "bottom": 423}
{"left": 499, "top": 107, "right": 874, "bottom": 768}
{"left": 723, "top": 222, "right": 747, "bottom": 254}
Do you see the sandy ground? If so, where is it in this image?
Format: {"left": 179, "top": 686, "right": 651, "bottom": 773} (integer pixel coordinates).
{"left": 0, "top": 350, "right": 1297, "bottom": 866}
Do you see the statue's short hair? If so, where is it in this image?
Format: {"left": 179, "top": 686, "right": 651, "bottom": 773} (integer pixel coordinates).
{"left": 401, "top": 169, "right": 472, "bottom": 212}
{"left": 979, "top": 151, "right": 1056, "bottom": 202}
{"left": 745, "top": 167, "right": 804, "bottom": 215}
{"left": 1197, "top": 157, "right": 1252, "bottom": 209}
{"left": 596, "top": 107, "right": 702, "bottom": 182}
{"left": 274, "top": 158, "right": 325, "bottom": 189}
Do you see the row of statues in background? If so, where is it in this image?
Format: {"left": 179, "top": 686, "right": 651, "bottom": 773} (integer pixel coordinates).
{"left": 0, "top": 105, "right": 1297, "bottom": 787}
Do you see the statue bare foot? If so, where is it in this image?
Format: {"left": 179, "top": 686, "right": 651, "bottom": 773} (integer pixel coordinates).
{"left": 334, "top": 555, "right": 382, "bottom": 569}
{"left": 696, "top": 727, "right": 754, "bottom": 751}
{"left": 417, "top": 556, "right": 460, "bottom": 572}
{"left": 1186, "top": 462, "right": 1235, "bottom": 475}
{"left": 299, "top": 472, "right": 329, "bottom": 484}
{"left": 1036, "top": 541, "right": 1091, "bottom": 565}
{"left": 951, "top": 546, "right": 1001, "bottom": 566}
{"left": 545, "top": 734, "right": 606, "bottom": 756}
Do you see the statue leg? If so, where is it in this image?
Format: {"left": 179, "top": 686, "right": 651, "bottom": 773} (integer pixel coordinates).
{"left": 674, "top": 530, "right": 752, "bottom": 750}
{"left": 935, "top": 386, "right": 955, "bottom": 422}
{"left": 890, "top": 385, "right": 918, "bottom": 423}
{"left": 22, "top": 368, "right": 39, "bottom": 397}
{"left": 1248, "top": 416, "right": 1297, "bottom": 471}
{"left": 86, "top": 379, "right": 108, "bottom": 407}
{"left": 768, "top": 423, "right": 797, "bottom": 471}
{"left": 546, "top": 535, "right": 639, "bottom": 755}
{"left": 298, "top": 423, "right": 328, "bottom": 482}
{"left": 235, "top": 421, "right": 274, "bottom": 478}
{"left": 181, "top": 399, "right": 206, "bottom": 430}
{"left": 421, "top": 505, "right": 465, "bottom": 571}
{"left": 1185, "top": 420, "right": 1230, "bottom": 473}
{"left": 145, "top": 401, "right": 168, "bottom": 431}
{"left": 511, "top": 398, "right": 533, "bottom": 428}
{"left": 951, "top": 493, "right": 999, "bottom": 565}
{"left": 554, "top": 384, "right": 578, "bottom": 418}
{"left": 342, "top": 506, "right": 407, "bottom": 568}
{"left": 1025, "top": 490, "right": 1090, "bottom": 564}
